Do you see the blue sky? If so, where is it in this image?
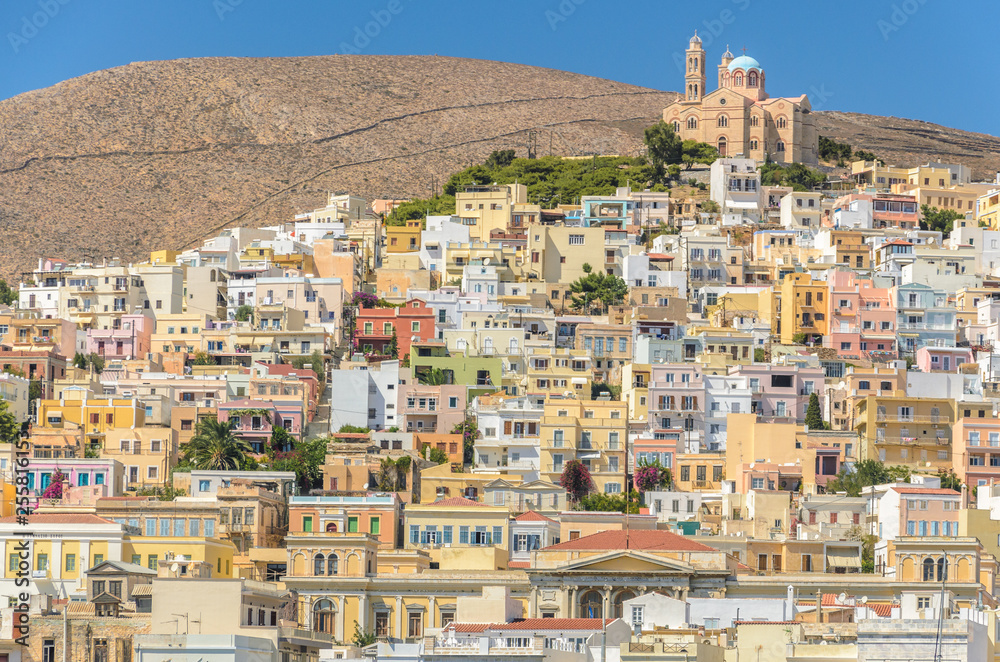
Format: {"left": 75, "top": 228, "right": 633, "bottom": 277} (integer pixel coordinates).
{"left": 1, "top": 0, "right": 997, "bottom": 135}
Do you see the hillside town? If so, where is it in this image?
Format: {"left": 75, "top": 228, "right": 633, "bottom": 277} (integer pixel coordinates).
{"left": 8, "top": 37, "right": 1000, "bottom": 662}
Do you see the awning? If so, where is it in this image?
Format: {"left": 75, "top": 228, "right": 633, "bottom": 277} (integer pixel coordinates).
{"left": 826, "top": 549, "right": 861, "bottom": 568}
{"left": 571, "top": 377, "right": 588, "bottom": 385}
{"left": 578, "top": 452, "right": 601, "bottom": 460}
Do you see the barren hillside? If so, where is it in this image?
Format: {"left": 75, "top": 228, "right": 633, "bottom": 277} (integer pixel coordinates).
{"left": 0, "top": 55, "right": 996, "bottom": 279}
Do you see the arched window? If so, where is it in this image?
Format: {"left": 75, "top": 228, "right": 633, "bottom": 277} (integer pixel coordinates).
{"left": 686, "top": 117, "right": 698, "bottom": 130}
{"left": 314, "top": 599, "right": 335, "bottom": 634}
{"left": 717, "top": 115, "right": 728, "bottom": 128}
{"left": 776, "top": 140, "right": 785, "bottom": 153}
{"left": 456, "top": 338, "right": 467, "bottom": 351}
{"left": 922, "top": 557, "right": 935, "bottom": 581}
{"left": 327, "top": 554, "right": 339, "bottom": 576}
{"left": 313, "top": 553, "right": 325, "bottom": 576}
{"left": 750, "top": 115, "right": 759, "bottom": 128}
{"left": 750, "top": 139, "right": 759, "bottom": 151}
{"left": 717, "top": 137, "right": 728, "bottom": 157}
{"left": 672, "top": 121, "right": 680, "bottom": 133}
{"left": 325, "top": 522, "right": 338, "bottom": 532}
{"left": 209, "top": 270, "right": 217, "bottom": 282}
{"left": 612, "top": 590, "right": 636, "bottom": 618}
{"left": 733, "top": 72, "right": 743, "bottom": 86}
{"left": 747, "top": 71, "right": 759, "bottom": 87}
{"left": 777, "top": 117, "right": 787, "bottom": 129}
{"left": 937, "top": 557, "right": 947, "bottom": 582}
{"left": 579, "top": 590, "right": 603, "bottom": 619}
{"left": 722, "top": 73, "right": 730, "bottom": 87}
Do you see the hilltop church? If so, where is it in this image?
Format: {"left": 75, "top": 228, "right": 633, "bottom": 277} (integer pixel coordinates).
{"left": 662, "top": 33, "right": 818, "bottom": 165}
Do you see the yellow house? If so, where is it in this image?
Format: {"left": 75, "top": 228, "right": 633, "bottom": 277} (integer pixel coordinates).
{"left": 853, "top": 394, "right": 954, "bottom": 470}
{"left": 151, "top": 313, "right": 212, "bottom": 355}
{"left": 455, "top": 184, "right": 526, "bottom": 241}
{"left": 621, "top": 363, "right": 651, "bottom": 421}
{"left": 979, "top": 189, "right": 1000, "bottom": 230}
{"left": 526, "top": 225, "right": 605, "bottom": 285}
{"left": 0, "top": 513, "right": 126, "bottom": 597}
{"left": 403, "top": 496, "right": 511, "bottom": 569}
{"left": 539, "top": 398, "right": 627, "bottom": 495}
{"left": 122, "top": 535, "right": 236, "bottom": 578}
{"left": 386, "top": 220, "right": 423, "bottom": 253}
{"left": 526, "top": 347, "right": 593, "bottom": 400}
{"left": 778, "top": 272, "right": 829, "bottom": 343}
{"left": 418, "top": 463, "right": 522, "bottom": 504}
{"left": 102, "top": 427, "right": 179, "bottom": 488}
{"left": 36, "top": 388, "right": 145, "bottom": 449}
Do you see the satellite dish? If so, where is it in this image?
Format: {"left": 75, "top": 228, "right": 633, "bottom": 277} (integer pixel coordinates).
{"left": 838, "top": 593, "right": 848, "bottom": 603}
{"left": 861, "top": 596, "right": 869, "bottom": 604}
{"left": 363, "top": 483, "right": 369, "bottom": 489}
{"left": 483, "top": 258, "right": 491, "bottom": 266}
{"left": 170, "top": 563, "right": 180, "bottom": 573}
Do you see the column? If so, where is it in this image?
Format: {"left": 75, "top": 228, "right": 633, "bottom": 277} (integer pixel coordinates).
{"left": 79, "top": 540, "right": 91, "bottom": 592}
{"left": 530, "top": 586, "right": 538, "bottom": 619}
{"left": 358, "top": 595, "right": 368, "bottom": 631}
{"left": 395, "top": 596, "right": 403, "bottom": 640}
{"left": 602, "top": 585, "right": 612, "bottom": 620}
{"left": 567, "top": 587, "right": 576, "bottom": 618}
{"left": 337, "top": 596, "right": 345, "bottom": 643}
{"left": 428, "top": 596, "right": 436, "bottom": 629}
{"left": 51, "top": 540, "right": 63, "bottom": 580}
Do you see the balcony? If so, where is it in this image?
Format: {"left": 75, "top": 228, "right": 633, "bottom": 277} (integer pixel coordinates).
{"left": 898, "top": 322, "right": 954, "bottom": 331}
{"left": 874, "top": 414, "right": 944, "bottom": 424}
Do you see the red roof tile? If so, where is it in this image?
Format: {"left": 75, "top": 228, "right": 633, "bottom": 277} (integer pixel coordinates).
{"left": 544, "top": 529, "right": 716, "bottom": 552}
{"left": 514, "top": 511, "right": 556, "bottom": 523}
{"left": 507, "top": 561, "right": 530, "bottom": 568}
{"left": 428, "top": 497, "right": 487, "bottom": 508}
{"left": 0, "top": 514, "right": 116, "bottom": 525}
{"left": 890, "top": 487, "right": 960, "bottom": 496}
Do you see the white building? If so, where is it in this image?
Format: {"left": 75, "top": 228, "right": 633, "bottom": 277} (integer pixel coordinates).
{"left": 780, "top": 191, "right": 823, "bottom": 231}
{"left": 709, "top": 158, "right": 761, "bottom": 223}
{"left": 419, "top": 216, "right": 470, "bottom": 274}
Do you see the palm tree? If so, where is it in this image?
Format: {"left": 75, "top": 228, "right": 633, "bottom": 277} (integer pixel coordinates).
{"left": 181, "top": 417, "right": 253, "bottom": 470}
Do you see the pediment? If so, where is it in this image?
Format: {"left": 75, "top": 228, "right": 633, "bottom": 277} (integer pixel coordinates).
{"left": 554, "top": 550, "right": 694, "bottom": 574}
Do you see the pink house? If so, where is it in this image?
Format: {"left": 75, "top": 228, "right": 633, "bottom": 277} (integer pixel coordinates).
{"left": 218, "top": 398, "right": 305, "bottom": 454}
{"left": 87, "top": 314, "right": 152, "bottom": 361}
{"left": 827, "top": 270, "right": 897, "bottom": 360}
{"left": 914, "top": 346, "right": 973, "bottom": 373}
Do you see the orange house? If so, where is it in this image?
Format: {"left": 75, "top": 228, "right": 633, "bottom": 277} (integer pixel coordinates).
{"left": 354, "top": 299, "right": 436, "bottom": 359}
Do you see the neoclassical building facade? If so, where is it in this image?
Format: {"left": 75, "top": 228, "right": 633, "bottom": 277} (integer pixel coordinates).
{"left": 663, "top": 33, "right": 818, "bottom": 164}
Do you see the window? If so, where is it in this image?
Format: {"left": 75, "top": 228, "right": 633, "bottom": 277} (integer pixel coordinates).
{"left": 148, "top": 555, "right": 158, "bottom": 570}
{"left": 408, "top": 612, "right": 423, "bottom": 638}
{"left": 65, "top": 554, "right": 76, "bottom": 572}
{"left": 568, "top": 234, "right": 585, "bottom": 246}
{"left": 631, "top": 605, "right": 644, "bottom": 627}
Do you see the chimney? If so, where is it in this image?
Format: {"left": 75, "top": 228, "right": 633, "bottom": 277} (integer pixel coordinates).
{"left": 816, "top": 589, "right": 823, "bottom": 623}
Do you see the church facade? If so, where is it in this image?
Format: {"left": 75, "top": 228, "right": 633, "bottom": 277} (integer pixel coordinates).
{"left": 663, "top": 33, "right": 818, "bottom": 165}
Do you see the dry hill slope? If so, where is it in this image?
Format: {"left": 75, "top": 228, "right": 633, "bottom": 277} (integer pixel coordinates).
{"left": 0, "top": 55, "right": 996, "bottom": 279}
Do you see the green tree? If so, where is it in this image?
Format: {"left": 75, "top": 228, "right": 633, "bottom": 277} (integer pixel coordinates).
{"left": 852, "top": 149, "right": 881, "bottom": 164}
{"left": 826, "top": 459, "right": 909, "bottom": 497}
{"left": 235, "top": 304, "right": 253, "bottom": 322}
{"left": 920, "top": 204, "right": 964, "bottom": 234}
{"left": 337, "top": 424, "right": 371, "bottom": 434}
{"left": 269, "top": 426, "right": 294, "bottom": 455}
{"left": 701, "top": 200, "right": 720, "bottom": 214}
{"left": 667, "top": 164, "right": 682, "bottom": 182}
{"left": 73, "top": 352, "right": 87, "bottom": 369}
{"left": 387, "top": 330, "right": 399, "bottom": 359}
{"left": 353, "top": 622, "right": 377, "bottom": 647}
{"left": 269, "top": 437, "right": 329, "bottom": 491}
{"left": 818, "top": 136, "right": 853, "bottom": 163}
{"left": 754, "top": 348, "right": 766, "bottom": 363}
{"left": 422, "top": 444, "right": 449, "bottom": 465}
{"left": 681, "top": 140, "right": 718, "bottom": 166}
{"left": 644, "top": 121, "right": 683, "bottom": 183}
{"left": 451, "top": 419, "right": 480, "bottom": 465}
{"left": 568, "top": 265, "right": 627, "bottom": 314}
{"left": 191, "top": 351, "right": 216, "bottom": 366}
{"left": 579, "top": 490, "right": 640, "bottom": 514}
{"left": 418, "top": 368, "right": 447, "bottom": 386}
{"left": 938, "top": 470, "right": 963, "bottom": 492}
{"left": 0, "top": 399, "right": 20, "bottom": 444}
{"left": 181, "top": 417, "right": 253, "bottom": 470}
{"left": 0, "top": 279, "right": 16, "bottom": 306}
{"left": 484, "top": 149, "right": 516, "bottom": 169}
{"left": 28, "top": 380, "right": 41, "bottom": 402}
{"left": 805, "top": 392, "right": 825, "bottom": 430}
{"left": 560, "top": 460, "right": 594, "bottom": 503}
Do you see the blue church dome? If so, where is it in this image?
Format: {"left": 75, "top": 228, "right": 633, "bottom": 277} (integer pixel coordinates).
{"left": 727, "top": 55, "right": 761, "bottom": 72}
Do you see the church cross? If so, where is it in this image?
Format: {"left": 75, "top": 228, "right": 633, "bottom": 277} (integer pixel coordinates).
{"left": 741, "top": 45, "right": 748, "bottom": 55}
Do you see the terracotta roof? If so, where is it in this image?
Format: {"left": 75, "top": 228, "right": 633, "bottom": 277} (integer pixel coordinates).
{"left": 544, "top": 529, "right": 716, "bottom": 552}
{"left": 890, "top": 487, "right": 960, "bottom": 496}
{"left": 427, "top": 497, "right": 487, "bottom": 508}
{"left": 734, "top": 620, "right": 798, "bottom": 625}
{"left": 514, "top": 511, "right": 556, "bottom": 523}
{"left": 507, "top": 561, "right": 531, "bottom": 568}
{"left": 0, "top": 514, "right": 116, "bottom": 525}
{"left": 869, "top": 603, "right": 894, "bottom": 617}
